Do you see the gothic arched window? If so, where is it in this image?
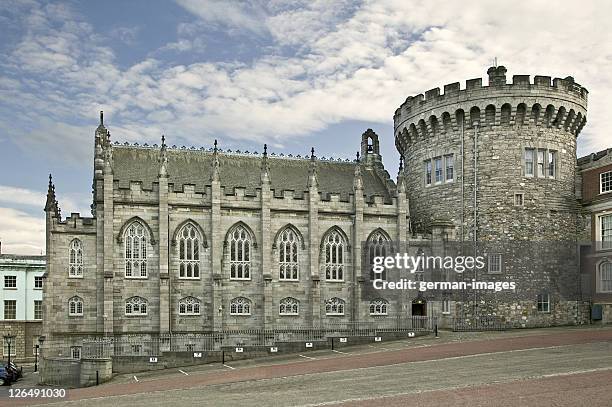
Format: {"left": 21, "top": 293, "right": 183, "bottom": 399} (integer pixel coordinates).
{"left": 125, "top": 296, "right": 147, "bottom": 315}
{"left": 230, "top": 297, "right": 251, "bottom": 315}
{"left": 178, "top": 296, "right": 201, "bottom": 315}
{"left": 69, "top": 239, "right": 83, "bottom": 278}
{"left": 278, "top": 228, "right": 299, "bottom": 280}
{"left": 279, "top": 297, "right": 299, "bottom": 315}
{"left": 325, "top": 297, "right": 345, "bottom": 315}
{"left": 369, "top": 299, "right": 388, "bottom": 316}
{"left": 368, "top": 230, "right": 390, "bottom": 281}
{"left": 178, "top": 223, "right": 200, "bottom": 279}
{"left": 229, "top": 225, "right": 251, "bottom": 280}
{"left": 68, "top": 296, "right": 83, "bottom": 316}
{"left": 324, "top": 229, "right": 345, "bottom": 281}
{"left": 599, "top": 262, "right": 612, "bottom": 293}
{"left": 124, "top": 222, "right": 148, "bottom": 278}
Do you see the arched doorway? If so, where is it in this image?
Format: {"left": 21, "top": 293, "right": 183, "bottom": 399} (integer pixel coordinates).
{"left": 412, "top": 297, "right": 427, "bottom": 316}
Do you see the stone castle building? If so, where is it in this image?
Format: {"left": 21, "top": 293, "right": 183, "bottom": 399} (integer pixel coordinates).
{"left": 43, "top": 66, "right": 596, "bottom": 352}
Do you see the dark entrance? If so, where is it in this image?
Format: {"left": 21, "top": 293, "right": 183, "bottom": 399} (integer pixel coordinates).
{"left": 411, "top": 299, "right": 426, "bottom": 316}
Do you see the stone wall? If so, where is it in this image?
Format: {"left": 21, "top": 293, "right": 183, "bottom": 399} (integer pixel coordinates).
{"left": 0, "top": 321, "right": 42, "bottom": 363}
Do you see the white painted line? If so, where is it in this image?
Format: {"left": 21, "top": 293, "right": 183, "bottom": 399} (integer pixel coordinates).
{"left": 133, "top": 375, "right": 139, "bottom": 382}
{"left": 179, "top": 369, "right": 189, "bottom": 375}
{"left": 331, "top": 349, "right": 348, "bottom": 354}
{"left": 299, "top": 354, "right": 316, "bottom": 360}
{"left": 222, "top": 364, "right": 235, "bottom": 370}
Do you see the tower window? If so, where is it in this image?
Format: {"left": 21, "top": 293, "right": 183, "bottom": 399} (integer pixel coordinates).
{"left": 525, "top": 148, "right": 534, "bottom": 176}
{"left": 425, "top": 160, "right": 432, "bottom": 185}
{"left": 537, "top": 149, "right": 545, "bottom": 177}
{"left": 434, "top": 157, "right": 443, "bottom": 183}
{"left": 537, "top": 293, "right": 550, "bottom": 313}
{"left": 445, "top": 154, "right": 454, "bottom": 181}
{"left": 548, "top": 150, "right": 557, "bottom": 178}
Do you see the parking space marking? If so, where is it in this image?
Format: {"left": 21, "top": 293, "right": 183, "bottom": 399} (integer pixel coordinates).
{"left": 222, "top": 364, "right": 235, "bottom": 370}
{"left": 179, "top": 369, "right": 189, "bottom": 375}
{"left": 299, "top": 354, "right": 316, "bottom": 360}
{"left": 133, "top": 375, "right": 139, "bottom": 382}
{"left": 331, "top": 349, "right": 348, "bottom": 355}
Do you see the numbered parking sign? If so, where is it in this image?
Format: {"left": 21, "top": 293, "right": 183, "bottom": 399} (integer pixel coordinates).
{"left": 149, "top": 357, "right": 158, "bottom": 363}
{"left": 235, "top": 347, "right": 244, "bottom": 353}
{"left": 374, "top": 337, "right": 382, "bottom": 342}
{"left": 339, "top": 338, "right": 347, "bottom": 343}
{"left": 408, "top": 332, "right": 415, "bottom": 337}
{"left": 305, "top": 342, "right": 313, "bottom": 348}
{"left": 270, "top": 347, "right": 278, "bottom": 353}
{"left": 193, "top": 352, "right": 202, "bottom": 358}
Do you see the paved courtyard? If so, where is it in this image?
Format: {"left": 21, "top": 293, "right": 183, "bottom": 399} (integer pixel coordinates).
{"left": 2, "top": 326, "right": 612, "bottom": 407}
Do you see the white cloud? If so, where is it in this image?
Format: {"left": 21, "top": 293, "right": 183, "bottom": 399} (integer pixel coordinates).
{"left": 0, "top": 207, "right": 45, "bottom": 255}
{"left": 175, "top": 0, "right": 269, "bottom": 36}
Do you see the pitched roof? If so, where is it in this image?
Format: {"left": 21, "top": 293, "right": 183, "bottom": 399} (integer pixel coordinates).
{"left": 112, "top": 146, "right": 394, "bottom": 202}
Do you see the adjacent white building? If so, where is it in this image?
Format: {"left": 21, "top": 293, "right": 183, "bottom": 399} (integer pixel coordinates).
{"left": 0, "top": 250, "right": 45, "bottom": 362}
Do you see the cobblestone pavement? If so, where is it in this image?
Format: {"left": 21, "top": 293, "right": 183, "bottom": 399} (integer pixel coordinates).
{"left": 2, "top": 326, "right": 612, "bottom": 407}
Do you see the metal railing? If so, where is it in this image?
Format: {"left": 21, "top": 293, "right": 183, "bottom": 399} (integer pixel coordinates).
{"left": 79, "top": 316, "right": 436, "bottom": 359}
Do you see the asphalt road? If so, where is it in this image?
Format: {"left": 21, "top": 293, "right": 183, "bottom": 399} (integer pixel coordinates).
{"left": 3, "top": 327, "right": 612, "bottom": 407}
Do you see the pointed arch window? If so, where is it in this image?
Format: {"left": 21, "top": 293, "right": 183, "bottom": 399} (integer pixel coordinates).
{"left": 125, "top": 296, "right": 147, "bottom": 316}
{"left": 279, "top": 228, "right": 299, "bottom": 281}
{"left": 325, "top": 297, "right": 345, "bottom": 316}
{"left": 125, "top": 222, "right": 148, "bottom": 278}
{"left": 178, "top": 223, "right": 200, "bottom": 279}
{"left": 599, "top": 262, "right": 612, "bottom": 293}
{"left": 369, "top": 299, "right": 388, "bottom": 316}
{"left": 230, "top": 297, "right": 251, "bottom": 316}
{"left": 324, "top": 229, "right": 345, "bottom": 281}
{"left": 178, "top": 296, "right": 201, "bottom": 315}
{"left": 368, "top": 231, "right": 390, "bottom": 281}
{"left": 68, "top": 296, "right": 83, "bottom": 316}
{"left": 229, "top": 225, "right": 251, "bottom": 280}
{"left": 279, "top": 297, "right": 299, "bottom": 315}
{"left": 69, "top": 239, "right": 83, "bottom": 277}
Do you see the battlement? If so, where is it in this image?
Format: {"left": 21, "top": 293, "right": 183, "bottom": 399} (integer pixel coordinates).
{"left": 394, "top": 67, "right": 588, "bottom": 127}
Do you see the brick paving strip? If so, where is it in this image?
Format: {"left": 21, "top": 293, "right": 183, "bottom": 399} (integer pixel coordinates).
{"left": 5, "top": 329, "right": 612, "bottom": 407}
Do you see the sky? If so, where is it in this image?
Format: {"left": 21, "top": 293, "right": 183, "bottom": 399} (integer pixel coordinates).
{"left": 0, "top": 0, "right": 611, "bottom": 255}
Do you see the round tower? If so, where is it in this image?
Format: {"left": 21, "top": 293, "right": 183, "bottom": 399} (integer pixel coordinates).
{"left": 394, "top": 66, "right": 588, "bottom": 242}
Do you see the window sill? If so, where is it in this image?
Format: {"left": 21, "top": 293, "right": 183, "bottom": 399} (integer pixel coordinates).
{"left": 3, "top": 287, "right": 17, "bottom": 290}
{"left": 230, "top": 314, "right": 251, "bottom": 317}
{"left": 178, "top": 313, "right": 201, "bottom": 316}
{"left": 279, "top": 313, "right": 299, "bottom": 316}
{"left": 68, "top": 276, "right": 84, "bottom": 279}
{"left": 369, "top": 314, "right": 388, "bottom": 317}
{"left": 229, "top": 278, "right": 252, "bottom": 281}
{"left": 326, "top": 314, "right": 345, "bottom": 316}
{"left": 125, "top": 276, "right": 148, "bottom": 280}
{"left": 442, "top": 312, "right": 451, "bottom": 315}
{"left": 178, "top": 277, "right": 201, "bottom": 280}
{"left": 279, "top": 279, "right": 300, "bottom": 282}
{"left": 124, "top": 314, "right": 148, "bottom": 317}
{"left": 325, "top": 280, "right": 344, "bottom": 283}
{"left": 68, "top": 315, "right": 84, "bottom": 318}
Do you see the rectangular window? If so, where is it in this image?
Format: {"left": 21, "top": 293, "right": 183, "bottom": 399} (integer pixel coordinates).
{"left": 442, "top": 298, "right": 450, "bottom": 314}
{"left": 4, "top": 275, "right": 17, "bottom": 288}
{"left": 548, "top": 150, "right": 556, "bottom": 178}
{"left": 601, "top": 171, "right": 612, "bottom": 194}
{"left": 601, "top": 214, "right": 612, "bottom": 250}
{"left": 71, "top": 346, "right": 81, "bottom": 359}
{"left": 537, "top": 149, "right": 545, "bottom": 177}
{"left": 4, "top": 300, "right": 16, "bottom": 319}
{"left": 525, "top": 149, "right": 534, "bottom": 176}
{"left": 3, "top": 343, "right": 16, "bottom": 357}
{"left": 425, "top": 160, "right": 432, "bottom": 185}
{"left": 537, "top": 293, "right": 550, "bottom": 313}
{"left": 434, "top": 157, "right": 443, "bottom": 183}
{"left": 514, "top": 193, "right": 524, "bottom": 207}
{"left": 445, "top": 155, "right": 454, "bottom": 181}
{"left": 34, "top": 276, "right": 43, "bottom": 289}
{"left": 34, "top": 300, "right": 43, "bottom": 320}
{"left": 600, "top": 263, "right": 612, "bottom": 293}
{"left": 488, "top": 254, "right": 502, "bottom": 274}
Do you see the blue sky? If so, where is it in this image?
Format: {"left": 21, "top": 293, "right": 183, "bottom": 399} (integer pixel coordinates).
{"left": 1, "top": 0, "right": 611, "bottom": 254}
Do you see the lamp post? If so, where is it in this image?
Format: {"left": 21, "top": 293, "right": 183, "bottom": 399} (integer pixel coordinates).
{"left": 37, "top": 336, "right": 45, "bottom": 374}
{"left": 3, "top": 335, "right": 15, "bottom": 365}
{"left": 34, "top": 344, "right": 39, "bottom": 372}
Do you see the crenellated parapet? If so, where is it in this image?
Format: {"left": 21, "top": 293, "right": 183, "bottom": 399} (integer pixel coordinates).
{"left": 394, "top": 66, "right": 588, "bottom": 153}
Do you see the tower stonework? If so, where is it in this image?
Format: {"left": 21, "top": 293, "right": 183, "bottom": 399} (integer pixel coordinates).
{"left": 394, "top": 67, "right": 590, "bottom": 324}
